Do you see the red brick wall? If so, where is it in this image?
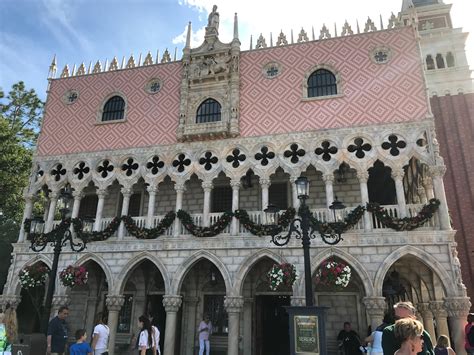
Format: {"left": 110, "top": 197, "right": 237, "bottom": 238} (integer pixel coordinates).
{"left": 431, "top": 93, "right": 474, "bottom": 306}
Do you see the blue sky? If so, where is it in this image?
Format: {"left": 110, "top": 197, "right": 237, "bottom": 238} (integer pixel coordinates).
{"left": 1, "top": 0, "right": 473, "bottom": 101}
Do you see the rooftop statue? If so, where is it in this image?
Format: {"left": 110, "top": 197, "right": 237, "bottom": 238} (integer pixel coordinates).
{"left": 207, "top": 5, "right": 219, "bottom": 35}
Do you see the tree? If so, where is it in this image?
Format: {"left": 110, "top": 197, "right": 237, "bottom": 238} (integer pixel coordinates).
{"left": 0, "top": 82, "right": 43, "bottom": 292}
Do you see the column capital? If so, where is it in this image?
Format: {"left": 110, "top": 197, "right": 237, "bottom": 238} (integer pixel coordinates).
{"left": 224, "top": 296, "right": 244, "bottom": 313}
{"left": 52, "top": 295, "right": 71, "bottom": 308}
{"left": 97, "top": 188, "right": 108, "bottom": 198}
{"left": 322, "top": 173, "right": 335, "bottom": 184}
{"left": 230, "top": 179, "right": 241, "bottom": 189}
{"left": 147, "top": 185, "right": 158, "bottom": 194}
{"left": 357, "top": 170, "right": 369, "bottom": 183}
{"left": 1, "top": 295, "right": 22, "bottom": 310}
{"left": 121, "top": 187, "right": 133, "bottom": 197}
{"left": 174, "top": 182, "right": 186, "bottom": 192}
{"left": 443, "top": 297, "right": 472, "bottom": 318}
{"left": 429, "top": 165, "right": 446, "bottom": 178}
{"left": 49, "top": 190, "right": 60, "bottom": 199}
{"left": 259, "top": 178, "right": 271, "bottom": 188}
{"left": 24, "top": 193, "right": 35, "bottom": 202}
{"left": 106, "top": 295, "right": 125, "bottom": 311}
{"left": 429, "top": 301, "right": 448, "bottom": 317}
{"left": 391, "top": 168, "right": 405, "bottom": 181}
{"left": 72, "top": 190, "right": 84, "bottom": 199}
{"left": 416, "top": 302, "right": 433, "bottom": 317}
{"left": 290, "top": 296, "right": 306, "bottom": 307}
{"left": 362, "top": 297, "right": 386, "bottom": 315}
{"left": 422, "top": 177, "right": 433, "bottom": 189}
{"left": 202, "top": 181, "right": 214, "bottom": 191}
{"left": 163, "top": 295, "right": 182, "bottom": 312}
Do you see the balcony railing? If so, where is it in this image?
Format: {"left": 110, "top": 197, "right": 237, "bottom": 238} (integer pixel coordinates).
{"left": 60, "top": 204, "right": 438, "bottom": 239}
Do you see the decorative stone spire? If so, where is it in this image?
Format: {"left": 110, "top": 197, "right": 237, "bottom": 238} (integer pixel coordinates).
{"left": 334, "top": 23, "right": 338, "bottom": 37}
{"left": 143, "top": 52, "right": 153, "bottom": 66}
{"left": 48, "top": 54, "right": 57, "bottom": 79}
{"left": 185, "top": 21, "right": 191, "bottom": 49}
{"left": 161, "top": 49, "right": 171, "bottom": 63}
{"left": 380, "top": 14, "right": 384, "bottom": 29}
{"left": 270, "top": 32, "right": 273, "bottom": 46}
{"left": 126, "top": 55, "right": 136, "bottom": 68}
{"left": 60, "top": 64, "right": 69, "bottom": 78}
{"left": 276, "top": 31, "right": 288, "bottom": 46}
{"left": 92, "top": 60, "right": 102, "bottom": 73}
{"left": 137, "top": 53, "right": 142, "bottom": 66}
{"left": 249, "top": 34, "right": 253, "bottom": 50}
{"left": 76, "top": 63, "right": 86, "bottom": 75}
{"left": 341, "top": 20, "right": 354, "bottom": 36}
{"left": 319, "top": 24, "right": 331, "bottom": 39}
{"left": 312, "top": 26, "right": 315, "bottom": 40}
{"left": 297, "top": 28, "right": 309, "bottom": 43}
{"left": 233, "top": 13, "right": 239, "bottom": 40}
{"left": 364, "top": 17, "right": 377, "bottom": 32}
{"left": 356, "top": 19, "right": 361, "bottom": 33}
{"left": 155, "top": 49, "right": 160, "bottom": 64}
{"left": 109, "top": 57, "right": 119, "bottom": 71}
{"left": 256, "top": 34, "right": 267, "bottom": 49}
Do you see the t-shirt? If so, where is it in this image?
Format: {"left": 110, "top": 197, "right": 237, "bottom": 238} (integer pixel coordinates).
{"left": 337, "top": 330, "right": 362, "bottom": 355}
{"left": 138, "top": 330, "right": 153, "bottom": 349}
{"left": 466, "top": 323, "right": 474, "bottom": 350}
{"left": 370, "top": 330, "right": 383, "bottom": 353}
{"left": 70, "top": 342, "right": 92, "bottom": 355}
{"left": 382, "top": 324, "right": 434, "bottom": 355}
{"left": 47, "top": 316, "right": 68, "bottom": 353}
{"left": 92, "top": 324, "right": 109, "bottom": 351}
{"left": 152, "top": 326, "right": 160, "bottom": 355}
{"left": 198, "top": 321, "right": 212, "bottom": 341}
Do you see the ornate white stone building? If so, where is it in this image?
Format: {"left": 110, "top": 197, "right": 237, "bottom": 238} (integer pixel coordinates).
{"left": 1, "top": 2, "right": 472, "bottom": 355}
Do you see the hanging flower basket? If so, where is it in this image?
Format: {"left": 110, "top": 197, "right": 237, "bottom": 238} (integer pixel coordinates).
{"left": 19, "top": 264, "right": 50, "bottom": 289}
{"left": 314, "top": 259, "right": 351, "bottom": 288}
{"left": 59, "top": 265, "right": 88, "bottom": 287}
{"left": 267, "top": 263, "right": 298, "bottom": 291}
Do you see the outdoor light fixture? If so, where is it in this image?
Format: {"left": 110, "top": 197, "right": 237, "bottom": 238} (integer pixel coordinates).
{"left": 264, "top": 204, "right": 280, "bottom": 226}
{"left": 329, "top": 196, "right": 346, "bottom": 222}
{"left": 30, "top": 216, "right": 45, "bottom": 234}
{"left": 58, "top": 185, "right": 73, "bottom": 219}
{"left": 82, "top": 217, "right": 95, "bottom": 233}
{"left": 295, "top": 176, "right": 309, "bottom": 199}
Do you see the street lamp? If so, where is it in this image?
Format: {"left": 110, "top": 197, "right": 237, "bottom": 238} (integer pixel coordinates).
{"left": 267, "top": 176, "right": 346, "bottom": 306}
{"left": 29, "top": 185, "right": 87, "bottom": 333}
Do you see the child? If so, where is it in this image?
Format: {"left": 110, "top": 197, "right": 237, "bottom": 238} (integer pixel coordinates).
{"left": 70, "top": 329, "right": 93, "bottom": 355}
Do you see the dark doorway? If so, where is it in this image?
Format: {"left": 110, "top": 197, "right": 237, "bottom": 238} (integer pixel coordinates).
{"left": 146, "top": 295, "right": 167, "bottom": 354}
{"left": 255, "top": 295, "right": 290, "bottom": 355}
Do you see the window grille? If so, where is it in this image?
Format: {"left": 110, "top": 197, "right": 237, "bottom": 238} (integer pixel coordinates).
{"left": 102, "top": 96, "right": 125, "bottom": 121}
{"left": 269, "top": 182, "right": 288, "bottom": 210}
{"left": 78, "top": 195, "right": 98, "bottom": 219}
{"left": 196, "top": 99, "right": 221, "bottom": 123}
{"left": 211, "top": 186, "right": 233, "bottom": 212}
{"left": 204, "top": 294, "right": 228, "bottom": 335}
{"left": 307, "top": 69, "right": 337, "bottom": 97}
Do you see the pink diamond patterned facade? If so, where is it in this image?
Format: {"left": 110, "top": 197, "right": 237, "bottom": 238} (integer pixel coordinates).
{"left": 37, "top": 26, "right": 428, "bottom": 157}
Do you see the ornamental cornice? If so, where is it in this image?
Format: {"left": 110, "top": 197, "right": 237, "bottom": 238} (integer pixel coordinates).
{"left": 106, "top": 295, "right": 125, "bottom": 311}
{"left": 163, "top": 295, "right": 182, "bottom": 312}
{"left": 224, "top": 296, "right": 244, "bottom": 313}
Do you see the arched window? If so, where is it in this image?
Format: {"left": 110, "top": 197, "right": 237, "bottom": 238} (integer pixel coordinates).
{"left": 436, "top": 54, "right": 445, "bottom": 69}
{"left": 102, "top": 96, "right": 125, "bottom": 122}
{"left": 426, "top": 55, "right": 435, "bottom": 70}
{"left": 446, "top": 52, "right": 455, "bottom": 67}
{"left": 307, "top": 69, "right": 337, "bottom": 97}
{"left": 196, "top": 99, "right": 221, "bottom": 123}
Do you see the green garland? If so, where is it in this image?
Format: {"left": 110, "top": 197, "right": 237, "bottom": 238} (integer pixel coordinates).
{"left": 177, "top": 210, "right": 233, "bottom": 238}
{"left": 121, "top": 212, "right": 176, "bottom": 239}
{"left": 71, "top": 217, "right": 122, "bottom": 242}
{"left": 234, "top": 208, "right": 296, "bottom": 236}
{"left": 366, "top": 198, "right": 440, "bottom": 231}
{"left": 24, "top": 218, "right": 72, "bottom": 245}
{"left": 307, "top": 204, "right": 366, "bottom": 235}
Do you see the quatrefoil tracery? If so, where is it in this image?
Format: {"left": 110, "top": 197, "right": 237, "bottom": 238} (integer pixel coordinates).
{"left": 347, "top": 138, "right": 372, "bottom": 159}
{"left": 146, "top": 156, "right": 165, "bottom": 175}
{"left": 315, "top": 141, "right": 338, "bottom": 162}
{"left": 73, "top": 162, "right": 90, "bottom": 180}
{"left": 97, "top": 160, "right": 114, "bottom": 178}
{"left": 51, "top": 164, "right": 66, "bottom": 182}
{"left": 255, "top": 146, "right": 275, "bottom": 166}
{"left": 199, "top": 152, "right": 218, "bottom": 171}
{"left": 226, "top": 149, "right": 246, "bottom": 168}
{"left": 284, "top": 143, "right": 306, "bottom": 164}
{"left": 122, "top": 158, "right": 139, "bottom": 176}
{"left": 173, "top": 154, "right": 191, "bottom": 173}
{"left": 382, "top": 135, "right": 406, "bottom": 156}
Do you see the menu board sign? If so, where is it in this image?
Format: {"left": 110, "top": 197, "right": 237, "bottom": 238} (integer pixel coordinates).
{"left": 294, "top": 315, "right": 320, "bottom": 354}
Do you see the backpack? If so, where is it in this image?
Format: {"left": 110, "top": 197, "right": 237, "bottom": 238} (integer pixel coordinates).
{"left": 468, "top": 325, "right": 474, "bottom": 347}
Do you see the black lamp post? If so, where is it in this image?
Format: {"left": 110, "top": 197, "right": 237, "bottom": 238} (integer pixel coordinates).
{"left": 28, "top": 185, "right": 88, "bottom": 334}
{"left": 266, "top": 176, "right": 346, "bottom": 307}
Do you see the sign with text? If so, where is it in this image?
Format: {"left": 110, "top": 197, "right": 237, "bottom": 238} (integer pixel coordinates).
{"left": 294, "top": 315, "right": 319, "bottom": 354}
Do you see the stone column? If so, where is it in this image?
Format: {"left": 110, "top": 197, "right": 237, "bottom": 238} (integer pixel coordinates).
{"left": 106, "top": 295, "right": 125, "bottom": 355}
{"left": 224, "top": 296, "right": 244, "bottom": 355}
{"left": 417, "top": 186, "right": 427, "bottom": 204}
{"left": 323, "top": 173, "right": 335, "bottom": 209}
{"left": 260, "top": 178, "right": 270, "bottom": 211}
{"left": 202, "top": 181, "right": 213, "bottom": 227}
{"left": 357, "top": 170, "right": 372, "bottom": 231}
{"left": 230, "top": 179, "right": 240, "bottom": 235}
{"left": 45, "top": 190, "right": 59, "bottom": 233}
{"left": 71, "top": 190, "right": 83, "bottom": 219}
{"left": 146, "top": 186, "right": 158, "bottom": 228}
{"left": 183, "top": 297, "right": 199, "bottom": 355}
{"left": 163, "top": 295, "right": 182, "bottom": 355}
{"left": 392, "top": 168, "right": 407, "bottom": 218}
{"left": 363, "top": 297, "right": 386, "bottom": 331}
{"left": 429, "top": 165, "right": 451, "bottom": 230}
{"left": 118, "top": 187, "right": 132, "bottom": 239}
{"left": 50, "top": 295, "right": 71, "bottom": 320}
{"left": 173, "top": 183, "right": 185, "bottom": 236}
{"left": 18, "top": 194, "right": 34, "bottom": 242}
{"left": 93, "top": 188, "right": 108, "bottom": 231}
{"left": 242, "top": 298, "right": 254, "bottom": 355}
{"left": 290, "top": 176, "right": 300, "bottom": 210}
{"left": 423, "top": 178, "right": 435, "bottom": 200}
{"left": 417, "top": 303, "right": 436, "bottom": 341}
{"left": 445, "top": 297, "right": 472, "bottom": 355}
{"left": 430, "top": 301, "right": 450, "bottom": 339}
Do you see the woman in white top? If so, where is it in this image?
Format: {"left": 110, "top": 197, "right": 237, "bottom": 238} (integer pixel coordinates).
{"left": 137, "top": 316, "right": 154, "bottom": 355}
{"left": 365, "top": 314, "right": 391, "bottom": 355}
{"left": 91, "top": 313, "right": 109, "bottom": 355}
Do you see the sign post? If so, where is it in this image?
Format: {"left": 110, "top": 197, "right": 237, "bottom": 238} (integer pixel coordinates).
{"left": 286, "top": 306, "right": 328, "bottom": 355}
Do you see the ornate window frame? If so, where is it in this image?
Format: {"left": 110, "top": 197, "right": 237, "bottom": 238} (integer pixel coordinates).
{"left": 96, "top": 92, "right": 128, "bottom": 125}
{"left": 144, "top": 78, "right": 163, "bottom": 94}
{"left": 62, "top": 89, "right": 79, "bottom": 105}
{"left": 370, "top": 46, "right": 393, "bottom": 65}
{"left": 262, "top": 61, "right": 282, "bottom": 79}
{"left": 302, "top": 64, "right": 343, "bottom": 101}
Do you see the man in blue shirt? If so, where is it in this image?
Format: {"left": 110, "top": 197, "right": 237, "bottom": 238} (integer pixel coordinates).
{"left": 47, "top": 306, "right": 69, "bottom": 355}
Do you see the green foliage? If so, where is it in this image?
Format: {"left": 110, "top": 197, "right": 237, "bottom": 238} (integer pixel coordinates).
{"left": 0, "top": 216, "right": 18, "bottom": 293}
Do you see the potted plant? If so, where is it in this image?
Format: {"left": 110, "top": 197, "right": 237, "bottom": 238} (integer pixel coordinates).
{"left": 314, "top": 258, "right": 351, "bottom": 288}
{"left": 59, "top": 265, "right": 88, "bottom": 287}
{"left": 267, "top": 263, "right": 298, "bottom": 291}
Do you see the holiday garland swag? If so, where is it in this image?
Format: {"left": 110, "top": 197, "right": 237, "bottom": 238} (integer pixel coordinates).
{"left": 24, "top": 198, "right": 440, "bottom": 241}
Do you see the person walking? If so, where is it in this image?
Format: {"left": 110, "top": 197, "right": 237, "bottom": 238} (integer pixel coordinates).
{"left": 91, "top": 313, "right": 109, "bottom": 355}
{"left": 434, "top": 335, "right": 455, "bottom": 355}
{"left": 198, "top": 314, "right": 212, "bottom": 355}
{"left": 137, "top": 316, "right": 154, "bottom": 355}
{"left": 47, "top": 306, "right": 70, "bottom": 355}
{"left": 365, "top": 314, "right": 392, "bottom": 355}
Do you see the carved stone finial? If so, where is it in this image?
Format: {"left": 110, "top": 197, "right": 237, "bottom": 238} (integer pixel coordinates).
{"left": 161, "top": 49, "right": 171, "bottom": 63}
{"left": 256, "top": 34, "right": 267, "bottom": 49}
{"left": 276, "top": 31, "right": 288, "bottom": 46}
{"left": 109, "top": 57, "right": 119, "bottom": 71}
{"left": 364, "top": 17, "right": 377, "bottom": 32}
{"left": 76, "top": 63, "right": 86, "bottom": 76}
{"left": 126, "top": 55, "right": 136, "bottom": 68}
{"left": 60, "top": 65, "right": 70, "bottom": 78}
{"left": 297, "top": 28, "right": 309, "bottom": 43}
{"left": 388, "top": 12, "right": 401, "bottom": 29}
{"left": 341, "top": 21, "right": 354, "bottom": 36}
{"left": 319, "top": 24, "right": 331, "bottom": 39}
{"left": 48, "top": 54, "right": 57, "bottom": 78}
{"left": 92, "top": 60, "right": 102, "bottom": 73}
{"left": 143, "top": 52, "right": 153, "bottom": 66}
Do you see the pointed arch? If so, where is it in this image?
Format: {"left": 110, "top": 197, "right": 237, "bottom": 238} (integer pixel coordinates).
{"left": 170, "top": 250, "right": 232, "bottom": 295}
{"left": 233, "top": 249, "right": 289, "bottom": 295}
{"left": 12, "top": 256, "right": 53, "bottom": 295}
{"left": 74, "top": 253, "right": 114, "bottom": 291}
{"left": 306, "top": 248, "right": 374, "bottom": 296}
{"left": 373, "top": 245, "right": 455, "bottom": 298}
{"left": 114, "top": 252, "right": 170, "bottom": 294}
